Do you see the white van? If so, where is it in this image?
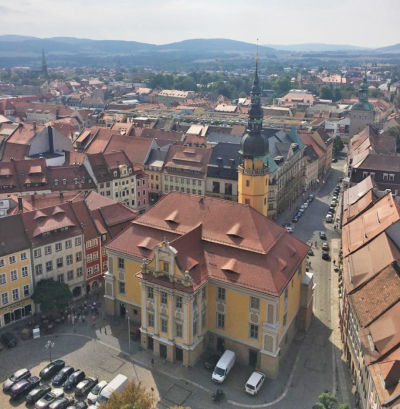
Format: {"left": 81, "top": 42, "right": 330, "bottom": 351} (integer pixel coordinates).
{"left": 96, "top": 374, "right": 128, "bottom": 406}
{"left": 245, "top": 371, "right": 266, "bottom": 395}
{"left": 212, "top": 350, "right": 235, "bottom": 383}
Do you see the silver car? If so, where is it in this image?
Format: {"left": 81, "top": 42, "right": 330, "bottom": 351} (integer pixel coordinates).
{"left": 87, "top": 380, "right": 108, "bottom": 405}
{"left": 35, "top": 388, "right": 64, "bottom": 409}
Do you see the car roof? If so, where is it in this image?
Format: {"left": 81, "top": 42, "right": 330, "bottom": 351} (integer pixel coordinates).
{"left": 246, "top": 371, "right": 265, "bottom": 385}
{"left": 14, "top": 368, "right": 29, "bottom": 376}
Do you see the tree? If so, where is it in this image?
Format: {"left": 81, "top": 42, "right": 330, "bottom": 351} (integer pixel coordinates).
{"left": 394, "top": 94, "right": 400, "bottom": 110}
{"left": 333, "top": 136, "right": 344, "bottom": 155}
{"left": 239, "top": 91, "right": 247, "bottom": 98}
{"left": 99, "top": 381, "right": 154, "bottom": 409}
{"left": 313, "top": 392, "right": 350, "bottom": 409}
{"left": 32, "top": 279, "right": 73, "bottom": 312}
{"left": 385, "top": 125, "right": 400, "bottom": 153}
{"left": 319, "top": 86, "right": 334, "bottom": 100}
{"left": 272, "top": 76, "right": 291, "bottom": 96}
{"left": 333, "top": 88, "right": 342, "bottom": 102}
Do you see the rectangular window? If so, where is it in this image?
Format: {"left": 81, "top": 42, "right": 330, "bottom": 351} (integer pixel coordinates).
{"left": 34, "top": 249, "right": 41, "bottom": 258}
{"left": 148, "top": 313, "right": 154, "bottom": 328}
{"left": 21, "top": 266, "right": 28, "bottom": 277}
{"left": 250, "top": 324, "right": 259, "bottom": 339}
{"left": 0, "top": 258, "right": 4, "bottom": 268}
{"left": 46, "top": 261, "right": 53, "bottom": 272}
{"left": 77, "top": 267, "right": 83, "bottom": 277}
{"left": 87, "top": 254, "right": 92, "bottom": 262}
{"left": 94, "top": 264, "right": 99, "bottom": 274}
{"left": 0, "top": 273, "right": 6, "bottom": 285}
{"left": 87, "top": 267, "right": 93, "bottom": 277}
{"left": 202, "top": 310, "right": 206, "bottom": 329}
{"left": 161, "top": 291, "right": 168, "bottom": 305}
{"left": 118, "top": 257, "right": 125, "bottom": 270}
{"left": 163, "top": 262, "right": 169, "bottom": 272}
{"left": 20, "top": 252, "right": 27, "bottom": 261}
{"left": 161, "top": 318, "right": 168, "bottom": 333}
{"left": 56, "top": 257, "right": 63, "bottom": 268}
{"left": 283, "top": 312, "right": 287, "bottom": 327}
{"left": 193, "top": 319, "right": 198, "bottom": 336}
{"left": 217, "top": 313, "right": 225, "bottom": 329}
{"left": 147, "top": 287, "right": 154, "bottom": 299}
{"left": 66, "top": 255, "right": 73, "bottom": 265}
{"left": 93, "top": 252, "right": 98, "bottom": 261}
{"left": 217, "top": 287, "right": 226, "bottom": 302}
{"left": 65, "top": 240, "right": 72, "bottom": 249}
{"left": 284, "top": 287, "right": 289, "bottom": 300}
{"left": 2, "top": 292, "right": 9, "bottom": 305}
{"left": 57, "top": 273, "right": 64, "bottom": 282}
{"left": 176, "top": 322, "right": 182, "bottom": 338}
{"left": 67, "top": 270, "right": 74, "bottom": 281}
{"left": 12, "top": 288, "right": 19, "bottom": 301}
{"left": 45, "top": 245, "right": 52, "bottom": 255}
{"left": 176, "top": 296, "right": 182, "bottom": 309}
{"left": 10, "top": 270, "right": 17, "bottom": 281}
{"left": 35, "top": 264, "right": 42, "bottom": 276}
{"left": 103, "top": 261, "right": 107, "bottom": 271}
{"left": 75, "top": 237, "right": 81, "bottom": 246}
{"left": 193, "top": 294, "right": 197, "bottom": 308}
{"left": 202, "top": 288, "right": 206, "bottom": 301}
{"left": 76, "top": 252, "right": 82, "bottom": 262}
{"left": 246, "top": 180, "right": 250, "bottom": 187}
{"left": 119, "top": 280, "right": 125, "bottom": 294}
{"left": 23, "top": 284, "right": 30, "bottom": 297}
{"left": 9, "top": 255, "right": 16, "bottom": 264}
{"left": 86, "top": 241, "right": 91, "bottom": 250}
{"left": 55, "top": 243, "right": 62, "bottom": 252}
{"left": 250, "top": 297, "right": 260, "bottom": 311}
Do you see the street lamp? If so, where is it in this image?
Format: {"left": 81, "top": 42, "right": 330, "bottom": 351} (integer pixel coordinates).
{"left": 127, "top": 316, "right": 131, "bottom": 353}
{"left": 45, "top": 340, "right": 55, "bottom": 362}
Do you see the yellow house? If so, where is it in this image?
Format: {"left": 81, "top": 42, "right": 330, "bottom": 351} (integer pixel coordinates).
{"left": 105, "top": 192, "right": 314, "bottom": 379}
{"left": 0, "top": 214, "right": 34, "bottom": 328}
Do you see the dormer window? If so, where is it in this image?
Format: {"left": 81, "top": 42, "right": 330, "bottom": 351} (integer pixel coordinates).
{"left": 163, "top": 262, "right": 169, "bottom": 273}
{"left": 54, "top": 179, "right": 58, "bottom": 185}
{"left": 114, "top": 171, "right": 118, "bottom": 177}
{"left": 74, "top": 178, "right": 78, "bottom": 184}
{"left": 62, "top": 179, "right": 67, "bottom": 185}
{"left": 128, "top": 168, "right": 132, "bottom": 174}
{"left": 81, "top": 177, "right": 85, "bottom": 183}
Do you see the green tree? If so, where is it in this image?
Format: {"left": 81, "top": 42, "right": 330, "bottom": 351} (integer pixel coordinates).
{"left": 369, "top": 88, "right": 383, "bottom": 98}
{"left": 333, "top": 88, "right": 342, "bottom": 102}
{"left": 32, "top": 279, "right": 73, "bottom": 312}
{"left": 333, "top": 136, "right": 344, "bottom": 155}
{"left": 99, "top": 381, "right": 153, "bottom": 409}
{"left": 319, "top": 86, "right": 334, "bottom": 100}
{"left": 385, "top": 125, "right": 400, "bottom": 153}
{"left": 239, "top": 91, "right": 247, "bottom": 98}
{"left": 272, "top": 76, "right": 291, "bottom": 96}
{"left": 10, "top": 72, "right": 20, "bottom": 84}
{"left": 313, "top": 392, "right": 350, "bottom": 409}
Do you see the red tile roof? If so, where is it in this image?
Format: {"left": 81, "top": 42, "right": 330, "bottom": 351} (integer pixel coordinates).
{"left": 103, "top": 135, "right": 154, "bottom": 165}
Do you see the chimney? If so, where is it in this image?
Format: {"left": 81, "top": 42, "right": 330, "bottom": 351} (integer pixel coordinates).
{"left": 60, "top": 191, "right": 64, "bottom": 199}
{"left": 33, "top": 121, "right": 36, "bottom": 130}
{"left": 18, "top": 197, "right": 23, "bottom": 213}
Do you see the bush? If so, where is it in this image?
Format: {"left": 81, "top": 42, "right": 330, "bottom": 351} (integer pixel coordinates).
{"left": 99, "top": 381, "right": 154, "bottom": 409}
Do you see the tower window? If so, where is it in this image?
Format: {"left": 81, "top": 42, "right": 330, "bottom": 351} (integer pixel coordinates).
{"left": 245, "top": 199, "right": 250, "bottom": 205}
{"left": 246, "top": 180, "right": 250, "bottom": 187}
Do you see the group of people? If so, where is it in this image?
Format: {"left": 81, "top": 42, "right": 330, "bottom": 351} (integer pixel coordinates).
{"left": 65, "top": 301, "right": 99, "bottom": 326}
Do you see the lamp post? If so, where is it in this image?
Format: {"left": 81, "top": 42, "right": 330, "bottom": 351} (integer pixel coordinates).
{"left": 127, "top": 315, "right": 131, "bottom": 353}
{"left": 45, "top": 340, "right": 55, "bottom": 362}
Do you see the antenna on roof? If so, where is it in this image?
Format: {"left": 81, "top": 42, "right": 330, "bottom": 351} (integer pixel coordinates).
{"left": 256, "top": 38, "right": 259, "bottom": 63}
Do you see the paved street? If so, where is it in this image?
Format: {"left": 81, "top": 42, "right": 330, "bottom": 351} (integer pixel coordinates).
{"left": 0, "top": 157, "right": 353, "bottom": 409}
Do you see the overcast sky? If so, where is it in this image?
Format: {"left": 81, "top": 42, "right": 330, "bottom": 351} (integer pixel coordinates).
{"left": 0, "top": 0, "right": 399, "bottom": 48}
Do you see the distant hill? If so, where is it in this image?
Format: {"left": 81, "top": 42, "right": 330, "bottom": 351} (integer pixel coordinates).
{"left": 264, "top": 43, "right": 369, "bottom": 52}
{"left": 157, "top": 38, "right": 274, "bottom": 53}
{"left": 0, "top": 35, "right": 37, "bottom": 42}
{"left": 375, "top": 43, "right": 400, "bottom": 52}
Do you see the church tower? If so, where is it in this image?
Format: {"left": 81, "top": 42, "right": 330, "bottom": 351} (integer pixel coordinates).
{"left": 349, "top": 72, "right": 375, "bottom": 136}
{"left": 42, "top": 49, "right": 49, "bottom": 80}
{"left": 238, "top": 60, "right": 269, "bottom": 216}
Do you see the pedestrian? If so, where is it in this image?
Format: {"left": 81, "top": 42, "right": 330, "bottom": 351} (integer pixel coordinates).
{"left": 92, "top": 315, "right": 96, "bottom": 326}
{"left": 82, "top": 315, "right": 86, "bottom": 324}
{"left": 71, "top": 315, "right": 75, "bottom": 325}
{"left": 315, "top": 241, "right": 317, "bottom": 247}
{"left": 104, "top": 326, "right": 107, "bottom": 335}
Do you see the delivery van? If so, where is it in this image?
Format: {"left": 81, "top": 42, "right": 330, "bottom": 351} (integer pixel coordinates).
{"left": 96, "top": 374, "right": 128, "bottom": 406}
{"left": 212, "top": 350, "right": 235, "bottom": 383}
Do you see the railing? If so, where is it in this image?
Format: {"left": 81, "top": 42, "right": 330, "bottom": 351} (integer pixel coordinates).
{"left": 238, "top": 165, "right": 268, "bottom": 176}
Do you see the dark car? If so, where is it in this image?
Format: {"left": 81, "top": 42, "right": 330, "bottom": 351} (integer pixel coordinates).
{"left": 52, "top": 366, "right": 75, "bottom": 387}
{"left": 40, "top": 360, "right": 66, "bottom": 380}
{"left": 322, "top": 251, "right": 330, "bottom": 261}
{"left": 308, "top": 248, "right": 314, "bottom": 256}
{"left": 1, "top": 332, "right": 17, "bottom": 348}
{"left": 66, "top": 401, "right": 87, "bottom": 409}
{"left": 49, "top": 397, "right": 74, "bottom": 409}
{"left": 204, "top": 354, "right": 221, "bottom": 370}
{"left": 292, "top": 216, "right": 298, "bottom": 223}
{"left": 319, "top": 231, "right": 327, "bottom": 240}
{"left": 74, "top": 377, "right": 97, "bottom": 397}
{"left": 26, "top": 385, "right": 52, "bottom": 405}
{"left": 63, "top": 371, "right": 85, "bottom": 392}
{"left": 10, "top": 376, "right": 40, "bottom": 399}
{"left": 332, "top": 158, "right": 338, "bottom": 163}
{"left": 3, "top": 368, "right": 31, "bottom": 393}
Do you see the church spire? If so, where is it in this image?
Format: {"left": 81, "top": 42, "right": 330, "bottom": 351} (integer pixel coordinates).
{"left": 247, "top": 56, "right": 263, "bottom": 134}
{"left": 42, "top": 49, "right": 49, "bottom": 80}
{"left": 358, "top": 70, "right": 369, "bottom": 103}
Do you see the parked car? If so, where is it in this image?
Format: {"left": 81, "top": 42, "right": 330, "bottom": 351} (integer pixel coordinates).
{"left": 212, "top": 350, "right": 235, "bottom": 383}
{"left": 319, "top": 232, "right": 327, "bottom": 240}
{"left": 204, "top": 355, "right": 220, "bottom": 371}
{"left": 331, "top": 200, "right": 337, "bottom": 207}
{"left": 63, "top": 371, "right": 85, "bottom": 392}
{"left": 332, "top": 158, "right": 338, "bottom": 163}
{"left": 285, "top": 226, "right": 293, "bottom": 234}
{"left": 26, "top": 385, "right": 52, "bottom": 405}
{"left": 10, "top": 376, "right": 40, "bottom": 399}
{"left": 66, "top": 401, "right": 87, "bottom": 409}
{"left": 74, "top": 377, "right": 98, "bottom": 398}
{"left": 322, "top": 251, "right": 330, "bottom": 261}
{"left": 308, "top": 248, "right": 314, "bottom": 256}
{"left": 1, "top": 332, "right": 17, "bottom": 348}
{"left": 245, "top": 371, "right": 266, "bottom": 395}
{"left": 87, "top": 380, "right": 108, "bottom": 405}
{"left": 292, "top": 216, "right": 298, "bottom": 223}
{"left": 35, "top": 389, "right": 64, "bottom": 409}
{"left": 49, "top": 397, "right": 75, "bottom": 409}
{"left": 40, "top": 360, "right": 66, "bottom": 380}
{"left": 52, "top": 366, "right": 75, "bottom": 387}
{"left": 296, "top": 211, "right": 302, "bottom": 218}
{"left": 322, "top": 243, "right": 329, "bottom": 251}
{"left": 3, "top": 368, "right": 31, "bottom": 393}
{"left": 326, "top": 214, "right": 333, "bottom": 223}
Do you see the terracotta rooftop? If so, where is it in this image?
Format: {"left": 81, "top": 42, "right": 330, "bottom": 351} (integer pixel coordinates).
{"left": 103, "top": 135, "right": 154, "bottom": 165}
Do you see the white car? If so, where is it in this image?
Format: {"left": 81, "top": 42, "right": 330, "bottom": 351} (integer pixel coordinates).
{"left": 285, "top": 226, "right": 293, "bottom": 234}
{"left": 87, "top": 380, "right": 108, "bottom": 405}
{"left": 245, "top": 371, "right": 266, "bottom": 395}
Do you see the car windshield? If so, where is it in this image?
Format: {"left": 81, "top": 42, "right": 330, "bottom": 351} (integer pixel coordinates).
{"left": 214, "top": 366, "right": 225, "bottom": 376}
{"left": 43, "top": 393, "right": 53, "bottom": 401}
{"left": 246, "top": 384, "right": 255, "bottom": 390}
{"left": 97, "top": 394, "right": 109, "bottom": 404}
{"left": 10, "top": 375, "right": 17, "bottom": 382}
{"left": 91, "top": 384, "right": 101, "bottom": 394}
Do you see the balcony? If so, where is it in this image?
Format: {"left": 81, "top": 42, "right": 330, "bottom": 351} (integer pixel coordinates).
{"left": 238, "top": 165, "right": 268, "bottom": 177}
